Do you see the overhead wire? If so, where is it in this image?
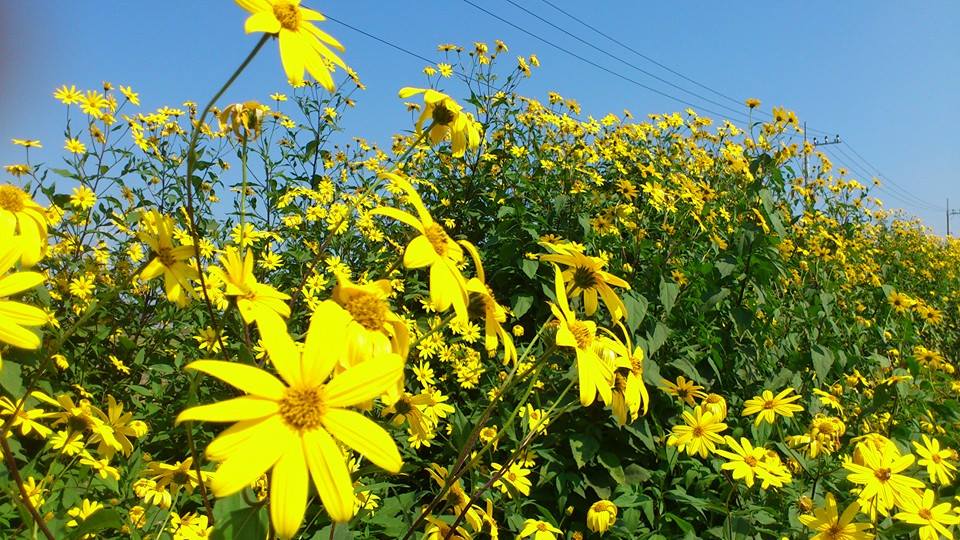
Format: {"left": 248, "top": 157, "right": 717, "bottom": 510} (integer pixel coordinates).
{"left": 458, "top": 0, "right": 750, "bottom": 125}
{"left": 330, "top": 10, "right": 940, "bottom": 218}
{"left": 501, "top": 0, "right": 750, "bottom": 120}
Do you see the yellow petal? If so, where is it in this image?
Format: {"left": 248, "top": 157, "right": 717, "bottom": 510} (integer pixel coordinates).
{"left": 302, "top": 300, "right": 351, "bottom": 385}
{"left": 206, "top": 416, "right": 286, "bottom": 462}
{"left": 323, "top": 408, "right": 402, "bottom": 473}
{"left": 258, "top": 316, "right": 301, "bottom": 386}
{"left": 270, "top": 445, "right": 309, "bottom": 540}
{"left": 323, "top": 354, "right": 403, "bottom": 408}
{"left": 398, "top": 87, "right": 427, "bottom": 99}
{"left": 185, "top": 360, "right": 286, "bottom": 400}
{"left": 303, "top": 428, "right": 355, "bottom": 523}
{"left": 176, "top": 397, "right": 278, "bottom": 424}
{"left": 369, "top": 206, "right": 424, "bottom": 233}
{"left": 403, "top": 235, "right": 437, "bottom": 269}
{"left": 0, "top": 319, "right": 40, "bottom": 349}
{"left": 0, "top": 300, "right": 47, "bottom": 326}
{"left": 209, "top": 425, "right": 294, "bottom": 497}
{"left": 244, "top": 11, "right": 281, "bottom": 34}
{"left": 278, "top": 32, "right": 306, "bottom": 85}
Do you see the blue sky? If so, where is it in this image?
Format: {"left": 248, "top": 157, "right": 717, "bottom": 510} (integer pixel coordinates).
{"left": 2, "top": 1, "right": 958, "bottom": 233}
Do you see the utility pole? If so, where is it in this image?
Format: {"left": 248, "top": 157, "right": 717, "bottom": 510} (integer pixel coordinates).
{"left": 947, "top": 198, "right": 960, "bottom": 236}
{"left": 804, "top": 121, "right": 841, "bottom": 180}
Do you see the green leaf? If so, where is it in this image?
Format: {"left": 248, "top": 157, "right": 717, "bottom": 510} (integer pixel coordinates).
{"left": 211, "top": 490, "right": 269, "bottom": 540}
{"left": 0, "top": 360, "right": 24, "bottom": 396}
{"left": 624, "top": 292, "right": 648, "bottom": 333}
{"left": 569, "top": 433, "right": 600, "bottom": 468}
{"left": 811, "top": 345, "right": 834, "bottom": 383}
{"left": 511, "top": 294, "right": 534, "bottom": 319}
{"left": 67, "top": 509, "right": 123, "bottom": 539}
{"left": 520, "top": 259, "right": 539, "bottom": 279}
{"left": 659, "top": 279, "right": 680, "bottom": 316}
{"left": 313, "top": 525, "right": 354, "bottom": 540}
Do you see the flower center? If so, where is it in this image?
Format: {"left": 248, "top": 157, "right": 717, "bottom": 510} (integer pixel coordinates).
{"left": 394, "top": 397, "right": 413, "bottom": 415}
{"left": 692, "top": 426, "right": 705, "bottom": 437}
{"left": 279, "top": 386, "right": 325, "bottom": 431}
{"left": 744, "top": 456, "right": 758, "bottom": 467}
{"left": 932, "top": 454, "right": 942, "bottom": 463}
{"left": 825, "top": 524, "right": 843, "bottom": 540}
{"left": 568, "top": 321, "right": 593, "bottom": 350}
{"left": 762, "top": 400, "right": 776, "bottom": 409}
{"left": 157, "top": 247, "right": 177, "bottom": 267}
{"left": 0, "top": 185, "right": 26, "bottom": 212}
{"left": 507, "top": 472, "right": 517, "bottom": 481}
{"left": 873, "top": 467, "right": 891, "bottom": 482}
{"left": 537, "top": 523, "right": 548, "bottom": 532}
{"left": 344, "top": 291, "right": 387, "bottom": 331}
{"left": 572, "top": 266, "right": 600, "bottom": 289}
{"left": 272, "top": 2, "right": 302, "bottom": 31}
{"left": 918, "top": 508, "right": 933, "bottom": 520}
{"left": 432, "top": 102, "right": 455, "bottom": 126}
{"left": 630, "top": 356, "right": 643, "bottom": 375}
{"left": 172, "top": 470, "right": 191, "bottom": 485}
{"left": 424, "top": 224, "right": 449, "bottom": 256}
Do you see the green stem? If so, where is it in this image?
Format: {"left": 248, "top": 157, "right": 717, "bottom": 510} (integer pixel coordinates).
{"left": 1, "top": 437, "right": 55, "bottom": 540}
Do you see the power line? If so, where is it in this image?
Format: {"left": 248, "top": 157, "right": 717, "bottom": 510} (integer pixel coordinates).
{"left": 458, "top": 0, "right": 750, "bottom": 125}
{"left": 502, "top": 0, "right": 749, "bottom": 121}
{"left": 840, "top": 141, "right": 944, "bottom": 211}
{"left": 832, "top": 144, "right": 944, "bottom": 211}
{"left": 538, "top": 0, "right": 750, "bottom": 110}
{"left": 818, "top": 146, "right": 938, "bottom": 214}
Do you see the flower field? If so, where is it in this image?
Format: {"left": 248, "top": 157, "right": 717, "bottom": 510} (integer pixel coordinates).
{"left": 2, "top": 2, "right": 960, "bottom": 539}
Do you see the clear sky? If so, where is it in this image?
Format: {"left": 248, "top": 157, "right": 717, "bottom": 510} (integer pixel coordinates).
{"left": 2, "top": 2, "right": 958, "bottom": 233}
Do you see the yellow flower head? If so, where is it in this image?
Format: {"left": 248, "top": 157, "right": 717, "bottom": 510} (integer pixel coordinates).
{"left": 397, "top": 87, "right": 482, "bottom": 157}
{"left": 237, "top": 0, "right": 348, "bottom": 91}
{"left": 177, "top": 301, "right": 403, "bottom": 538}
{"left": 587, "top": 500, "right": 618, "bottom": 535}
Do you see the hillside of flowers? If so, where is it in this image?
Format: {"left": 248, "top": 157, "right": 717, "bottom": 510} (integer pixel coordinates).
{"left": 2, "top": 2, "right": 960, "bottom": 539}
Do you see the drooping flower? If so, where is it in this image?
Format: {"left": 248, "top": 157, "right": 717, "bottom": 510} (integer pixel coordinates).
{"left": 236, "top": 0, "right": 348, "bottom": 90}
{"left": 539, "top": 241, "right": 630, "bottom": 321}
{"left": 397, "top": 87, "right": 482, "bottom": 157}
{"left": 0, "top": 184, "right": 48, "bottom": 266}
{"left": 331, "top": 272, "right": 409, "bottom": 371}
{"left": 371, "top": 172, "right": 470, "bottom": 321}
{"left": 461, "top": 241, "right": 516, "bottom": 365}
{"left": 548, "top": 264, "right": 614, "bottom": 407}
{"left": 586, "top": 500, "right": 618, "bottom": 535}
{"left": 138, "top": 210, "right": 198, "bottom": 306}
{"left": 211, "top": 246, "right": 290, "bottom": 330}
{"left": 176, "top": 300, "right": 403, "bottom": 538}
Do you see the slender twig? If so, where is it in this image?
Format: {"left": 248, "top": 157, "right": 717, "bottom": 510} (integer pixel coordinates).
{"left": 1, "top": 437, "right": 56, "bottom": 540}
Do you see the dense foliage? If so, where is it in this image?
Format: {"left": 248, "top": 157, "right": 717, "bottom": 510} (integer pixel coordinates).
{"left": 2, "top": 4, "right": 960, "bottom": 539}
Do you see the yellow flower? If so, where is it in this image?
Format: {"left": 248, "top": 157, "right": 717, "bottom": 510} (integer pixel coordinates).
{"left": 0, "top": 184, "right": 48, "bottom": 266}
{"left": 548, "top": 264, "right": 615, "bottom": 406}
{"left": 21, "top": 476, "right": 46, "bottom": 509}
{"left": 64, "top": 137, "right": 87, "bottom": 155}
{"left": 396, "top": 87, "right": 482, "bottom": 158}
{"left": 237, "top": 0, "right": 347, "bottom": 90}
{"left": 519, "top": 519, "right": 562, "bottom": 540}
{"left": 138, "top": 210, "right": 199, "bottom": 305}
{"left": 666, "top": 405, "right": 727, "bottom": 458}
{"left": 586, "top": 500, "right": 618, "bottom": 535}
{"left": 745, "top": 98, "right": 761, "bottom": 109}
{"left": 887, "top": 290, "right": 915, "bottom": 313}
{"left": 894, "top": 489, "right": 959, "bottom": 540}
{"left": 660, "top": 375, "right": 706, "bottom": 406}
{"left": 12, "top": 139, "right": 42, "bottom": 148}
{"left": 67, "top": 498, "right": 104, "bottom": 531}
{"left": 603, "top": 325, "right": 649, "bottom": 424}
{"left": 372, "top": 173, "right": 470, "bottom": 321}
{"left": 539, "top": 241, "right": 630, "bottom": 321}
{"left": 176, "top": 300, "right": 403, "bottom": 538}
{"left": 332, "top": 273, "right": 409, "bottom": 372}
{"left": 913, "top": 435, "right": 957, "bottom": 486}
{"left": 715, "top": 437, "right": 769, "bottom": 488}
{"left": 53, "top": 85, "right": 83, "bottom": 105}
{"left": 461, "top": 241, "right": 516, "bottom": 365}
{"left": 218, "top": 100, "right": 269, "bottom": 141}
{"left": 799, "top": 492, "right": 873, "bottom": 540}
{"left": 211, "top": 246, "right": 291, "bottom": 328}
{"left": 0, "top": 239, "right": 47, "bottom": 367}
{"left": 491, "top": 462, "right": 532, "bottom": 497}
{"left": 70, "top": 185, "right": 96, "bottom": 210}
{"left": 741, "top": 388, "right": 803, "bottom": 425}
{"left": 194, "top": 326, "right": 224, "bottom": 353}
{"left": 844, "top": 441, "right": 923, "bottom": 519}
